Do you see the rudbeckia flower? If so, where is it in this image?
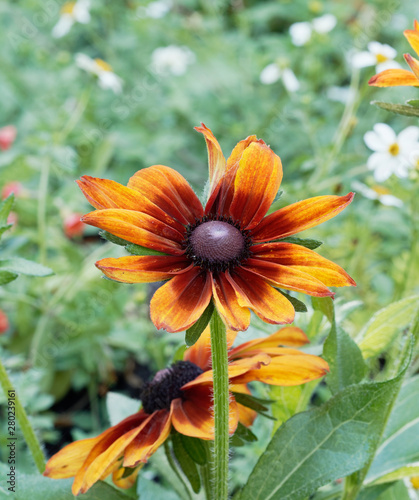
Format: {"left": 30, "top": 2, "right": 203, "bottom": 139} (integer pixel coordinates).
{"left": 369, "top": 20, "right": 419, "bottom": 87}
{"left": 43, "top": 326, "right": 328, "bottom": 495}
{"left": 78, "top": 124, "right": 355, "bottom": 333}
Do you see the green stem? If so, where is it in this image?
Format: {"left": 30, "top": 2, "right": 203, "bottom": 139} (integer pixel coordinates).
{"left": 0, "top": 357, "right": 46, "bottom": 473}
{"left": 209, "top": 308, "right": 229, "bottom": 500}
{"left": 164, "top": 440, "right": 192, "bottom": 500}
{"left": 37, "top": 158, "right": 50, "bottom": 266}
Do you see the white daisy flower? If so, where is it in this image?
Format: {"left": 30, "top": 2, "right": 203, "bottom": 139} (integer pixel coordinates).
{"left": 75, "top": 53, "right": 123, "bottom": 94}
{"left": 351, "top": 42, "right": 401, "bottom": 73}
{"left": 289, "top": 14, "right": 337, "bottom": 46}
{"left": 150, "top": 45, "right": 195, "bottom": 76}
{"left": 352, "top": 181, "right": 403, "bottom": 207}
{"left": 137, "top": 0, "right": 172, "bottom": 19}
{"left": 52, "top": 0, "right": 90, "bottom": 38}
{"left": 364, "top": 123, "right": 419, "bottom": 182}
{"left": 260, "top": 63, "right": 300, "bottom": 92}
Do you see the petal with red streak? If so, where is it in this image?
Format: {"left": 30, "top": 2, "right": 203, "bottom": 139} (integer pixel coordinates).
{"left": 150, "top": 268, "right": 212, "bottom": 332}
{"left": 82, "top": 209, "right": 185, "bottom": 255}
{"left": 228, "top": 142, "right": 283, "bottom": 230}
{"left": 226, "top": 135, "right": 266, "bottom": 171}
{"left": 252, "top": 242, "right": 356, "bottom": 287}
{"left": 226, "top": 269, "right": 295, "bottom": 325}
{"left": 252, "top": 193, "right": 354, "bottom": 242}
{"left": 95, "top": 255, "right": 192, "bottom": 284}
{"left": 368, "top": 69, "right": 419, "bottom": 87}
{"left": 128, "top": 165, "right": 203, "bottom": 225}
{"left": 405, "top": 54, "right": 419, "bottom": 80}
{"left": 212, "top": 273, "right": 251, "bottom": 331}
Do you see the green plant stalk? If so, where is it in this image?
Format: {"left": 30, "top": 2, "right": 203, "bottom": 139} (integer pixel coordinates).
{"left": 0, "top": 358, "right": 46, "bottom": 473}
{"left": 209, "top": 308, "right": 229, "bottom": 500}
{"left": 164, "top": 440, "right": 192, "bottom": 500}
{"left": 37, "top": 158, "right": 50, "bottom": 266}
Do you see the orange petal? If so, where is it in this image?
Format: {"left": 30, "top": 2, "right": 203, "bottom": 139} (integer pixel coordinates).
{"left": 95, "top": 255, "right": 192, "bottom": 284}
{"left": 150, "top": 267, "right": 212, "bottom": 332}
{"left": 82, "top": 209, "right": 185, "bottom": 255}
{"left": 112, "top": 466, "right": 141, "bottom": 489}
{"left": 252, "top": 193, "right": 354, "bottom": 243}
{"left": 226, "top": 135, "right": 266, "bottom": 171}
{"left": 243, "top": 258, "right": 334, "bottom": 297}
{"left": 73, "top": 411, "right": 153, "bottom": 495}
{"left": 404, "top": 26, "right": 419, "bottom": 57}
{"left": 211, "top": 272, "right": 251, "bottom": 331}
{"left": 228, "top": 142, "right": 283, "bottom": 230}
{"left": 77, "top": 176, "right": 185, "bottom": 233}
{"left": 251, "top": 242, "right": 356, "bottom": 288}
{"left": 230, "top": 384, "right": 257, "bottom": 427}
{"left": 127, "top": 165, "right": 203, "bottom": 225}
{"left": 231, "top": 354, "right": 329, "bottom": 386}
{"left": 43, "top": 436, "right": 102, "bottom": 479}
{"left": 405, "top": 54, "right": 419, "bottom": 80}
{"left": 368, "top": 68, "right": 419, "bottom": 87}
{"left": 229, "top": 326, "right": 309, "bottom": 359}
{"left": 226, "top": 269, "right": 295, "bottom": 325}
{"left": 172, "top": 385, "right": 238, "bottom": 438}
{"left": 123, "top": 409, "right": 172, "bottom": 467}
{"left": 195, "top": 123, "right": 226, "bottom": 203}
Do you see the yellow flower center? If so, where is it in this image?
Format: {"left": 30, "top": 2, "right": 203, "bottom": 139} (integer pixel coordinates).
{"left": 61, "top": 2, "right": 76, "bottom": 15}
{"left": 388, "top": 143, "right": 399, "bottom": 156}
{"left": 94, "top": 59, "right": 113, "bottom": 72}
{"left": 372, "top": 185, "right": 390, "bottom": 196}
{"left": 376, "top": 53, "right": 388, "bottom": 63}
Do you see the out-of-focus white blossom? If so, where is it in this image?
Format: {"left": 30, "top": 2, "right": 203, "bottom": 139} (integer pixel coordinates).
{"left": 289, "top": 14, "right": 337, "bottom": 46}
{"left": 137, "top": 0, "right": 172, "bottom": 19}
{"left": 351, "top": 42, "right": 401, "bottom": 73}
{"left": 352, "top": 181, "right": 403, "bottom": 207}
{"left": 326, "top": 86, "right": 356, "bottom": 104}
{"left": 52, "top": 0, "right": 90, "bottom": 38}
{"left": 150, "top": 45, "right": 195, "bottom": 76}
{"left": 75, "top": 54, "right": 123, "bottom": 94}
{"left": 364, "top": 123, "right": 419, "bottom": 181}
{"left": 260, "top": 63, "right": 300, "bottom": 92}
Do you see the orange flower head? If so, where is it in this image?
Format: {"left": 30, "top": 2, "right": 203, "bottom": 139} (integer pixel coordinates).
{"left": 43, "top": 326, "right": 329, "bottom": 494}
{"left": 369, "top": 20, "right": 419, "bottom": 87}
{"left": 77, "top": 124, "right": 355, "bottom": 332}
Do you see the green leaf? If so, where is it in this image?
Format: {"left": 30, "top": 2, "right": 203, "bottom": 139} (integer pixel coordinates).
{"left": 125, "top": 243, "right": 167, "bottom": 256}
{"left": 372, "top": 100, "right": 419, "bottom": 117}
{"left": 239, "top": 342, "right": 411, "bottom": 500}
{"left": 172, "top": 344, "right": 187, "bottom": 362}
{"left": 276, "top": 236, "right": 323, "bottom": 250}
{"left": 171, "top": 432, "right": 201, "bottom": 493}
{"left": 185, "top": 301, "right": 214, "bottom": 347}
{"left": 312, "top": 296, "right": 334, "bottom": 323}
{"left": 374, "top": 480, "right": 411, "bottom": 500}
{"left": 106, "top": 392, "right": 140, "bottom": 427}
{"left": 0, "top": 193, "right": 14, "bottom": 226}
{"left": 357, "top": 295, "right": 419, "bottom": 358}
{"left": 232, "top": 392, "right": 276, "bottom": 420}
{"left": 233, "top": 422, "right": 258, "bottom": 444}
{"left": 366, "top": 375, "right": 419, "bottom": 484}
{"left": 0, "top": 224, "right": 12, "bottom": 239}
{"left": 0, "top": 270, "right": 18, "bottom": 285}
{"left": 371, "top": 465, "right": 419, "bottom": 485}
{"left": 0, "top": 257, "right": 53, "bottom": 277}
{"left": 278, "top": 290, "right": 307, "bottom": 313}
{"left": 405, "top": 99, "right": 419, "bottom": 107}
{"left": 179, "top": 434, "right": 208, "bottom": 465}
{"left": 323, "top": 319, "right": 367, "bottom": 394}
{"left": 99, "top": 230, "right": 130, "bottom": 246}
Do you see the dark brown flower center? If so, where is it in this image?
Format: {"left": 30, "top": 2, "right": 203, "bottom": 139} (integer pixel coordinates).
{"left": 184, "top": 217, "right": 252, "bottom": 272}
{"left": 140, "top": 361, "right": 203, "bottom": 414}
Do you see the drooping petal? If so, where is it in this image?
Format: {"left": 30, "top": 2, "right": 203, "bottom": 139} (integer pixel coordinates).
{"left": 229, "top": 326, "right": 309, "bottom": 359}
{"left": 242, "top": 258, "right": 334, "bottom": 297}
{"left": 194, "top": 123, "right": 226, "bottom": 203}
{"left": 123, "top": 409, "right": 172, "bottom": 467}
{"left": 77, "top": 176, "right": 186, "bottom": 233}
{"left": 404, "top": 27, "right": 419, "bottom": 57}
{"left": 231, "top": 354, "right": 329, "bottom": 386}
{"left": 172, "top": 385, "right": 238, "bottom": 438}
{"left": 211, "top": 273, "right": 251, "bottom": 331}
{"left": 251, "top": 193, "right": 354, "bottom": 243}
{"left": 95, "top": 255, "right": 192, "bottom": 283}
{"left": 405, "top": 54, "right": 419, "bottom": 80}
{"left": 112, "top": 466, "right": 141, "bottom": 489}
{"left": 150, "top": 267, "right": 212, "bottom": 332}
{"left": 228, "top": 142, "right": 283, "bottom": 230}
{"left": 227, "top": 269, "right": 296, "bottom": 325}
{"left": 81, "top": 209, "right": 185, "bottom": 255}
{"left": 368, "top": 68, "right": 419, "bottom": 87}
{"left": 251, "top": 243, "right": 356, "bottom": 288}
{"left": 127, "top": 165, "right": 203, "bottom": 225}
